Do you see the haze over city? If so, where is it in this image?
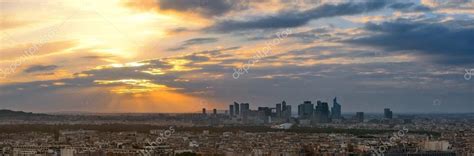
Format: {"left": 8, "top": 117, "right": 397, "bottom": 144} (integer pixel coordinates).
{"left": 1, "top": 0, "right": 473, "bottom": 114}
{"left": 2, "top": 1, "right": 474, "bottom": 156}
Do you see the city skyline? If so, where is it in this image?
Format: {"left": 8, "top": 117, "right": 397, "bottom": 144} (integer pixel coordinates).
{"left": 1, "top": 1, "right": 473, "bottom": 155}
{"left": 1, "top": 0, "right": 473, "bottom": 113}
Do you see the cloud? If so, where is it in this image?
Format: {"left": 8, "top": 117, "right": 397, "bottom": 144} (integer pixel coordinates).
{"left": 81, "top": 55, "right": 116, "bottom": 60}
{"left": 158, "top": 0, "right": 234, "bottom": 17}
{"left": 1, "top": 43, "right": 472, "bottom": 113}
{"left": 0, "top": 40, "right": 77, "bottom": 61}
{"left": 182, "top": 37, "right": 219, "bottom": 46}
{"left": 345, "top": 19, "right": 474, "bottom": 65}
{"left": 421, "top": 0, "right": 471, "bottom": 8}
{"left": 124, "top": 0, "right": 251, "bottom": 18}
{"left": 0, "top": 18, "right": 36, "bottom": 30}
{"left": 167, "top": 37, "right": 219, "bottom": 51}
{"left": 23, "top": 65, "right": 58, "bottom": 73}
{"left": 207, "top": 0, "right": 389, "bottom": 32}
{"left": 420, "top": 0, "right": 474, "bottom": 14}
{"left": 166, "top": 47, "right": 187, "bottom": 52}
{"left": 388, "top": 2, "right": 431, "bottom": 12}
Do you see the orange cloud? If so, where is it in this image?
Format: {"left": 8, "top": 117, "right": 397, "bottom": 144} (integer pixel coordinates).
{"left": 0, "top": 40, "right": 77, "bottom": 61}
{"left": 0, "top": 17, "right": 36, "bottom": 30}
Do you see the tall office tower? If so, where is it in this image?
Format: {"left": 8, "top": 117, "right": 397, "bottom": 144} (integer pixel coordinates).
{"left": 384, "top": 108, "right": 393, "bottom": 119}
{"left": 213, "top": 109, "right": 217, "bottom": 115}
{"left": 315, "top": 101, "right": 330, "bottom": 123}
{"left": 240, "top": 103, "right": 250, "bottom": 121}
{"left": 356, "top": 112, "right": 364, "bottom": 123}
{"left": 240, "top": 103, "right": 250, "bottom": 116}
{"left": 256, "top": 107, "right": 272, "bottom": 123}
{"left": 257, "top": 107, "right": 272, "bottom": 116}
{"left": 282, "top": 101, "right": 290, "bottom": 119}
{"left": 298, "top": 104, "right": 302, "bottom": 116}
{"left": 202, "top": 108, "right": 206, "bottom": 115}
{"left": 331, "top": 97, "right": 342, "bottom": 119}
{"left": 229, "top": 105, "right": 234, "bottom": 116}
{"left": 285, "top": 105, "right": 291, "bottom": 118}
{"left": 234, "top": 102, "right": 240, "bottom": 116}
{"left": 298, "top": 101, "right": 314, "bottom": 119}
{"left": 276, "top": 103, "right": 282, "bottom": 117}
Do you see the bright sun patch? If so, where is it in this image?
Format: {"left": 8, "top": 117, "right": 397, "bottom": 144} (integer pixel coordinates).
{"left": 94, "top": 79, "right": 175, "bottom": 94}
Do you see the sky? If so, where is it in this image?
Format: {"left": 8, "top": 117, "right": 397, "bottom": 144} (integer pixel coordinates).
{"left": 0, "top": 0, "right": 473, "bottom": 113}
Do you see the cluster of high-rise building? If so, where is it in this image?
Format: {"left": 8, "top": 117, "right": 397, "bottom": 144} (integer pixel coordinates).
{"left": 1, "top": 107, "right": 474, "bottom": 155}
{"left": 201, "top": 97, "right": 398, "bottom": 125}
{"left": 224, "top": 97, "right": 343, "bottom": 124}
{"left": 224, "top": 101, "right": 292, "bottom": 124}
{"left": 297, "top": 98, "right": 337, "bottom": 123}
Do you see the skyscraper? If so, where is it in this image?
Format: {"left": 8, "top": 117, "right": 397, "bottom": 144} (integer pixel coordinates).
{"left": 285, "top": 105, "right": 291, "bottom": 118}
{"left": 356, "top": 112, "right": 364, "bottom": 123}
{"left": 258, "top": 107, "right": 272, "bottom": 116}
{"left": 241, "top": 103, "right": 250, "bottom": 116}
{"left": 276, "top": 103, "right": 282, "bottom": 117}
{"left": 298, "top": 104, "right": 302, "bottom": 117}
{"left": 234, "top": 102, "right": 240, "bottom": 116}
{"left": 213, "top": 109, "right": 217, "bottom": 115}
{"left": 384, "top": 108, "right": 393, "bottom": 119}
{"left": 229, "top": 105, "right": 234, "bottom": 116}
{"left": 315, "top": 101, "right": 330, "bottom": 123}
{"left": 331, "top": 97, "right": 342, "bottom": 119}
{"left": 257, "top": 107, "right": 272, "bottom": 123}
{"left": 282, "top": 101, "right": 290, "bottom": 118}
{"left": 298, "top": 101, "right": 314, "bottom": 119}
{"left": 202, "top": 108, "right": 206, "bottom": 115}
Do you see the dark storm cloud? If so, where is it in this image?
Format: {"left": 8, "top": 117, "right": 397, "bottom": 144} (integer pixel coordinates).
{"left": 207, "top": 0, "right": 389, "bottom": 32}
{"left": 23, "top": 65, "right": 58, "bottom": 73}
{"left": 346, "top": 20, "right": 474, "bottom": 65}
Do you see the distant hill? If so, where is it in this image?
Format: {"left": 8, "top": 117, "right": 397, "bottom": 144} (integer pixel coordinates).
{"left": 0, "top": 109, "right": 50, "bottom": 117}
